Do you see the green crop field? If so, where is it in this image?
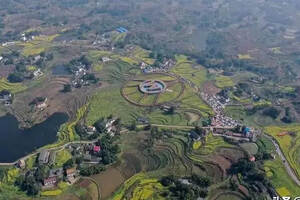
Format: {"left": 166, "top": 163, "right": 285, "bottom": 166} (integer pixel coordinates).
{"left": 171, "top": 55, "right": 207, "bottom": 87}
{"left": 86, "top": 87, "right": 144, "bottom": 126}
{"left": 265, "top": 124, "right": 300, "bottom": 179}
{"left": 0, "top": 78, "right": 27, "bottom": 93}
{"left": 21, "top": 34, "right": 59, "bottom": 56}
{"left": 215, "top": 75, "right": 235, "bottom": 88}
{"left": 264, "top": 157, "right": 300, "bottom": 198}
{"left": 179, "top": 85, "right": 213, "bottom": 117}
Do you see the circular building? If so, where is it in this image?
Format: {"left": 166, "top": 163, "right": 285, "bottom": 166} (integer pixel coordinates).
{"left": 139, "top": 80, "right": 166, "bottom": 94}
{"left": 122, "top": 73, "right": 184, "bottom": 107}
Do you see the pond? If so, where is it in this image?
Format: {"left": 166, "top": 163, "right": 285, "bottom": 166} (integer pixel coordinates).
{"left": 0, "top": 113, "right": 69, "bottom": 163}
{"left": 52, "top": 65, "right": 71, "bottom": 75}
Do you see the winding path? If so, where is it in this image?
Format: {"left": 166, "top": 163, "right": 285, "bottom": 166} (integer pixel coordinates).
{"left": 81, "top": 177, "right": 101, "bottom": 200}
{"left": 264, "top": 134, "right": 300, "bottom": 186}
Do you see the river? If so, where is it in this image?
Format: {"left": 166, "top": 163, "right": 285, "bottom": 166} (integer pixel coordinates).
{"left": 0, "top": 113, "right": 68, "bottom": 163}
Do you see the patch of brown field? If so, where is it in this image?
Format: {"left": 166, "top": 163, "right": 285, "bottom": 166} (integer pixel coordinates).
{"left": 11, "top": 76, "right": 100, "bottom": 126}
{"left": 87, "top": 180, "right": 100, "bottom": 200}
{"left": 203, "top": 162, "right": 224, "bottom": 182}
{"left": 217, "top": 147, "right": 245, "bottom": 163}
{"left": 208, "top": 155, "right": 232, "bottom": 177}
{"left": 238, "top": 184, "right": 249, "bottom": 197}
{"left": 202, "top": 81, "right": 221, "bottom": 96}
{"left": 92, "top": 167, "right": 125, "bottom": 200}
{"left": 120, "top": 153, "right": 142, "bottom": 179}
{"left": 0, "top": 65, "right": 15, "bottom": 78}
{"left": 79, "top": 179, "right": 91, "bottom": 188}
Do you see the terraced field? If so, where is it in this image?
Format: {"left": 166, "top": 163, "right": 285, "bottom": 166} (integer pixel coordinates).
{"left": 21, "top": 34, "right": 59, "bottom": 56}
{"left": 264, "top": 124, "right": 300, "bottom": 179}
{"left": 0, "top": 78, "right": 27, "bottom": 93}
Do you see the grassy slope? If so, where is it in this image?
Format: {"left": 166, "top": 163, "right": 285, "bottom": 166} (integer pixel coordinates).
{"left": 264, "top": 124, "right": 300, "bottom": 178}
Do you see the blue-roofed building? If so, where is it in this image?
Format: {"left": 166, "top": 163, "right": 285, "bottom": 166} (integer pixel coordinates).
{"left": 116, "top": 27, "right": 128, "bottom": 33}
{"left": 243, "top": 127, "right": 251, "bottom": 137}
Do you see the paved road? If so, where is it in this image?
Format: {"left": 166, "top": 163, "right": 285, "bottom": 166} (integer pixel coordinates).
{"left": 264, "top": 134, "right": 300, "bottom": 186}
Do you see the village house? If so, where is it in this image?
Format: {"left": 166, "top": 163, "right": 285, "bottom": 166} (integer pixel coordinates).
{"left": 66, "top": 167, "right": 77, "bottom": 184}
{"left": 17, "top": 159, "right": 26, "bottom": 169}
{"left": 34, "top": 55, "right": 41, "bottom": 63}
{"left": 33, "top": 68, "right": 43, "bottom": 77}
{"left": 86, "top": 126, "right": 96, "bottom": 135}
{"left": 101, "top": 57, "right": 111, "bottom": 63}
{"left": 34, "top": 97, "right": 48, "bottom": 109}
{"left": 43, "top": 177, "right": 57, "bottom": 188}
{"left": 38, "top": 150, "right": 50, "bottom": 165}
{"left": 105, "top": 118, "right": 117, "bottom": 136}
{"left": 93, "top": 145, "right": 101, "bottom": 154}
{"left": 137, "top": 117, "right": 149, "bottom": 124}
{"left": 49, "top": 151, "right": 56, "bottom": 165}
{"left": 0, "top": 90, "right": 12, "bottom": 105}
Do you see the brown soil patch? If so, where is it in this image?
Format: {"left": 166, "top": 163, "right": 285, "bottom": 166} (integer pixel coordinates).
{"left": 208, "top": 155, "right": 232, "bottom": 177}
{"left": 79, "top": 179, "right": 91, "bottom": 188}
{"left": 120, "top": 153, "right": 142, "bottom": 179}
{"left": 202, "top": 81, "right": 221, "bottom": 96}
{"left": 11, "top": 76, "right": 100, "bottom": 126}
{"left": 217, "top": 147, "right": 245, "bottom": 163}
{"left": 0, "top": 65, "right": 15, "bottom": 78}
{"left": 92, "top": 167, "right": 125, "bottom": 200}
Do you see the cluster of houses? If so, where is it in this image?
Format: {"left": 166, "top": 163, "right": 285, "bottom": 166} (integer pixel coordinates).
{"left": 20, "top": 32, "right": 36, "bottom": 42}
{"left": 16, "top": 149, "right": 78, "bottom": 189}
{"left": 140, "top": 59, "right": 175, "bottom": 74}
{"left": 70, "top": 63, "right": 89, "bottom": 88}
{"left": 201, "top": 92, "right": 238, "bottom": 128}
{"left": 42, "top": 166, "right": 77, "bottom": 188}
{"left": 68, "top": 143, "right": 102, "bottom": 164}
{"left": 200, "top": 91, "right": 258, "bottom": 141}
{"left": 0, "top": 90, "right": 13, "bottom": 106}
{"left": 15, "top": 139, "right": 105, "bottom": 189}
{"left": 92, "top": 33, "right": 111, "bottom": 49}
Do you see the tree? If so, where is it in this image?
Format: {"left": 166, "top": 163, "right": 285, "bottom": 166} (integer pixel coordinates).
{"left": 129, "top": 121, "right": 136, "bottom": 131}
{"left": 262, "top": 107, "right": 280, "bottom": 119}
{"left": 194, "top": 126, "right": 205, "bottom": 136}
{"left": 160, "top": 175, "right": 175, "bottom": 186}
{"left": 63, "top": 159, "right": 74, "bottom": 170}
{"left": 62, "top": 84, "right": 72, "bottom": 92}
{"left": 8, "top": 73, "right": 24, "bottom": 83}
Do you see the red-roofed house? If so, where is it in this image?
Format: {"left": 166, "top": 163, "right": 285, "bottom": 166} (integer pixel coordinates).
{"left": 249, "top": 156, "right": 256, "bottom": 162}
{"left": 43, "top": 177, "right": 57, "bottom": 187}
{"left": 93, "top": 145, "right": 101, "bottom": 153}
